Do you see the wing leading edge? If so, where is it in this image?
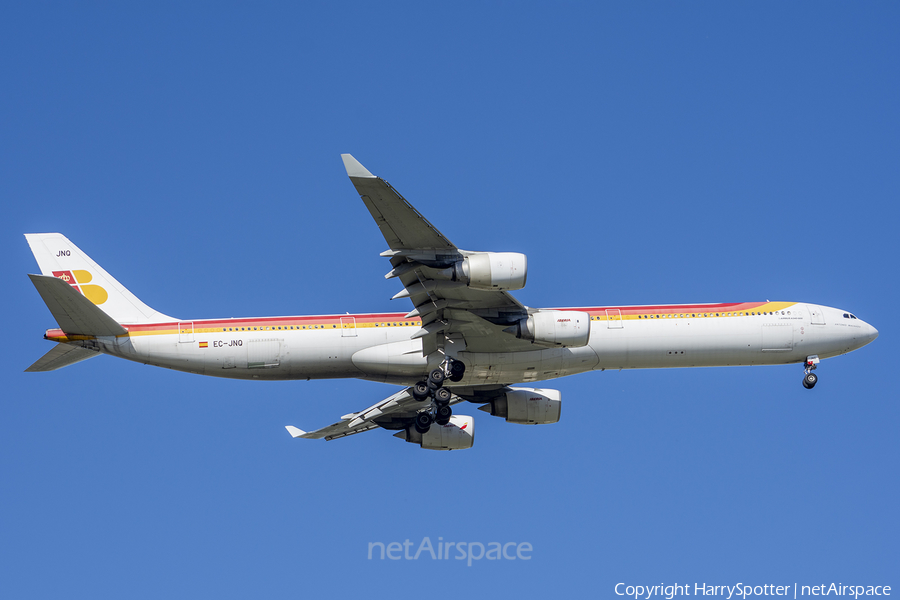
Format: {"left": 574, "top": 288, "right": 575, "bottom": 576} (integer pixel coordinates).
{"left": 341, "top": 154, "right": 456, "bottom": 253}
{"left": 340, "top": 154, "right": 530, "bottom": 356}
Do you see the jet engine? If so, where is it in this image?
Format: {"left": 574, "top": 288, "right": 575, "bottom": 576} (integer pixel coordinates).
{"left": 402, "top": 415, "right": 475, "bottom": 450}
{"left": 508, "top": 310, "right": 591, "bottom": 347}
{"left": 455, "top": 252, "right": 527, "bottom": 291}
{"left": 479, "top": 388, "right": 561, "bottom": 425}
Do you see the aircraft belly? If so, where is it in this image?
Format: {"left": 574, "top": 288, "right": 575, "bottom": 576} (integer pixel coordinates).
{"left": 284, "top": 330, "right": 362, "bottom": 378}
{"left": 350, "top": 337, "right": 439, "bottom": 380}
{"left": 122, "top": 334, "right": 191, "bottom": 369}
{"left": 589, "top": 319, "right": 812, "bottom": 369}
{"left": 458, "top": 345, "right": 599, "bottom": 385}
{"left": 119, "top": 330, "right": 365, "bottom": 380}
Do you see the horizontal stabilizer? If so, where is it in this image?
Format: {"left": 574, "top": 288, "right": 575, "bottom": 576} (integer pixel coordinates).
{"left": 29, "top": 274, "right": 127, "bottom": 337}
{"left": 25, "top": 343, "right": 99, "bottom": 372}
{"left": 285, "top": 426, "right": 309, "bottom": 438}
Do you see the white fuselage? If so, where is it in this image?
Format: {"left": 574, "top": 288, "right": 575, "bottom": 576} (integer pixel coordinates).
{"left": 61, "top": 301, "right": 877, "bottom": 387}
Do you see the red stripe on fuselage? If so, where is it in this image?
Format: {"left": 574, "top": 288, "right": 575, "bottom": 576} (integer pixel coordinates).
{"left": 41, "top": 302, "right": 780, "bottom": 338}
{"left": 121, "top": 303, "right": 774, "bottom": 330}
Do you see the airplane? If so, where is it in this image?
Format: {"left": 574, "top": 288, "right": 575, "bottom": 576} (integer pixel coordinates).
{"left": 25, "top": 154, "right": 879, "bottom": 450}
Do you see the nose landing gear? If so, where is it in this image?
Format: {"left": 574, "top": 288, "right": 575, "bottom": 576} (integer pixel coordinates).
{"left": 411, "top": 358, "right": 466, "bottom": 432}
{"left": 802, "top": 355, "right": 819, "bottom": 389}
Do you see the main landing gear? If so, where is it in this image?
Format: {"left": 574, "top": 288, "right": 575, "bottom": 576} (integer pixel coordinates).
{"left": 412, "top": 358, "right": 466, "bottom": 433}
{"left": 802, "top": 355, "right": 819, "bottom": 389}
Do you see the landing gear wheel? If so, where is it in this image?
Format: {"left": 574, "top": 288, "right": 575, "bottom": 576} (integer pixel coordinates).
{"left": 428, "top": 368, "right": 446, "bottom": 389}
{"left": 414, "top": 411, "right": 433, "bottom": 433}
{"left": 435, "top": 404, "right": 452, "bottom": 425}
{"left": 434, "top": 387, "right": 452, "bottom": 404}
{"left": 412, "top": 381, "right": 430, "bottom": 401}
{"left": 803, "top": 372, "right": 818, "bottom": 389}
{"left": 448, "top": 360, "right": 466, "bottom": 382}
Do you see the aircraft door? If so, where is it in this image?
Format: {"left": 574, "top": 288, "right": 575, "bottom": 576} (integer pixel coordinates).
{"left": 178, "top": 321, "right": 194, "bottom": 343}
{"left": 248, "top": 338, "right": 282, "bottom": 368}
{"left": 808, "top": 305, "right": 826, "bottom": 325}
{"left": 341, "top": 316, "right": 357, "bottom": 337}
{"left": 606, "top": 309, "right": 623, "bottom": 329}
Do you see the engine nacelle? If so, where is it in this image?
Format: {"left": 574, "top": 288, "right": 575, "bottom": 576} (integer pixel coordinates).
{"left": 511, "top": 310, "right": 591, "bottom": 347}
{"left": 403, "top": 415, "right": 475, "bottom": 450}
{"left": 480, "top": 388, "right": 561, "bottom": 425}
{"left": 457, "top": 252, "right": 527, "bottom": 291}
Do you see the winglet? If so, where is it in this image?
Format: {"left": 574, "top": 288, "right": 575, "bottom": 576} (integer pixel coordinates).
{"left": 341, "top": 154, "right": 375, "bottom": 178}
{"left": 285, "top": 426, "right": 307, "bottom": 438}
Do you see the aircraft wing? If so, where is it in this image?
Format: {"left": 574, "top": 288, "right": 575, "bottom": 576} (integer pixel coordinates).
{"left": 341, "top": 154, "right": 532, "bottom": 355}
{"left": 342, "top": 155, "right": 456, "bottom": 253}
{"left": 286, "top": 387, "right": 465, "bottom": 441}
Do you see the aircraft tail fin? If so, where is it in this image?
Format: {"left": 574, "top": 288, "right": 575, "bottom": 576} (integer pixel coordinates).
{"left": 25, "top": 233, "right": 173, "bottom": 324}
{"left": 25, "top": 342, "right": 100, "bottom": 372}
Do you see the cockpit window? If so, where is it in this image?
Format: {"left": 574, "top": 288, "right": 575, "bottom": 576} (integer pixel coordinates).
{"left": 843, "top": 313, "right": 859, "bottom": 320}
{"left": 843, "top": 313, "right": 849, "bottom": 318}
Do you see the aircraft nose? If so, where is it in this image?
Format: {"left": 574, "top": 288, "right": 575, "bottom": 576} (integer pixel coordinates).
{"left": 866, "top": 323, "right": 879, "bottom": 343}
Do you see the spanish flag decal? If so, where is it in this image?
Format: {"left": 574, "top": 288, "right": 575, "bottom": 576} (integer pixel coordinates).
{"left": 199, "top": 342, "right": 208, "bottom": 348}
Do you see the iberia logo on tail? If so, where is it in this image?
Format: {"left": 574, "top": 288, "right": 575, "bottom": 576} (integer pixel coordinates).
{"left": 52, "top": 270, "right": 108, "bottom": 305}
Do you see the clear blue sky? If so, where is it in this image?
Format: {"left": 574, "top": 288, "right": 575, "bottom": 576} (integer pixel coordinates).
{"left": 2, "top": 3, "right": 897, "bottom": 598}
